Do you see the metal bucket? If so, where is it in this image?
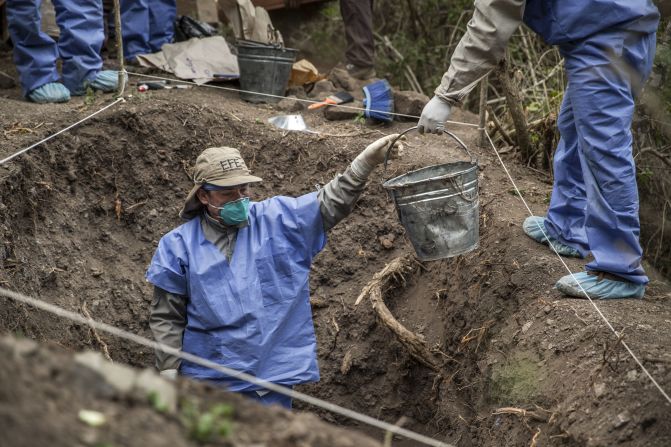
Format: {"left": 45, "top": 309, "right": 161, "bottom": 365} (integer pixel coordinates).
{"left": 383, "top": 128, "right": 479, "bottom": 261}
{"left": 236, "top": 40, "right": 298, "bottom": 104}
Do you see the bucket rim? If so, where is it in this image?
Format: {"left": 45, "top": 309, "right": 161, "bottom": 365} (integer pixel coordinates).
{"left": 383, "top": 161, "right": 478, "bottom": 190}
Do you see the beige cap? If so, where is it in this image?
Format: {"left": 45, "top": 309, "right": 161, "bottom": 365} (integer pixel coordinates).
{"left": 180, "top": 146, "right": 262, "bottom": 220}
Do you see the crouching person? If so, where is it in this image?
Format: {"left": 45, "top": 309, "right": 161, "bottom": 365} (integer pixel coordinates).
{"left": 146, "top": 135, "right": 401, "bottom": 408}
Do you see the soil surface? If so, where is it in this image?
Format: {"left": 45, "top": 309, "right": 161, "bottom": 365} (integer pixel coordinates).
{"left": 1, "top": 48, "right": 671, "bottom": 447}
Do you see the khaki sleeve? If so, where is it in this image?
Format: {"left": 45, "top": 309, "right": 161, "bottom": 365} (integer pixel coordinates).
{"left": 318, "top": 165, "right": 368, "bottom": 232}
{"left": 435, "top": 0, "right": 525, "bottom": 105}
{"left": 149, "top": 286, "right": 187, "bottom": 371}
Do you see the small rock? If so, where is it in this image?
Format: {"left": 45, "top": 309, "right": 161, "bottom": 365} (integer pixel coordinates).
{"left": 613, "top": 411, "right": 631, "bottom": 429}
{"left": 307, "top": 79, "right": 337, "bottom": 99}
{"left": 275, "top": 96, "right": 305, "bottom": 112}
{"left": 593, "top": 382, "right": 606, "bottom": 397}
{"left": 75, "top": 351, "right": 137, "bottom": 394}
{"left": 626, "top": 369, "right": 638, "bottom": 381}
{"left": 378, "top": 233, "right": 396, "bottom": 249}
{"left": 324, "top": 102, "right": 361, "bottom": 121}
{"left": 327, "top": 67, "right": 359, "bottom": 92}
{"left": 545, "top": 319, "right": 555, "bottom": 326}
{"left": 543, "top": 305, "right": 552, "bottom": 314}
{"left": 78, "top": 409, "right": 107, "bottom": 427}
{"left": 134, "top": 368, "right": 177, "bottom": 413}
{"left": 521, "top": 321, "right": 533, "bottom": 334}
{"left": 393, "top": 90, "right": 430, "bottom": 120}
{"left": 148, "top": 208, "right": 158, "bottom": 219}
{"left": 285, "top": 85, "right": 308, "bottom": 99}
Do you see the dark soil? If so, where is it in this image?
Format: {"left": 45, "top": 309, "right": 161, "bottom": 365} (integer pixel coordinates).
{"left": 1, "top": 47, "right": 670, "bottom": 447}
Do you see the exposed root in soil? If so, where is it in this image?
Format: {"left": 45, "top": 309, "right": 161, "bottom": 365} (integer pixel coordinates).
{"left": 81, "top": 302, "right": 113, "bottom": 362}
{"left": 356, "top": 256, "right": 442, "bottom": 372}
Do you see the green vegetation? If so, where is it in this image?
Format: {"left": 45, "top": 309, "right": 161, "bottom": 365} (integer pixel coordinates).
{"left": 489, "top": 354, "right": 543, "bottom": 404}
{"left": 180, "top": 400, "right": 235, "bottom": 444}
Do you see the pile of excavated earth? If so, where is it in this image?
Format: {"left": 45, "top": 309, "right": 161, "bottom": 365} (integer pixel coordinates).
{"left": 1, "top": 49, "right": 670, "bottom": 446}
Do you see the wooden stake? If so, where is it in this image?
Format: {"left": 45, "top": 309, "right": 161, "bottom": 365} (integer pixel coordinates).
{"left": 478, "top": 76, "right": 488, "bottom": 148}
{"left": 113, "top": 0, "right": 126, "bottom": 96}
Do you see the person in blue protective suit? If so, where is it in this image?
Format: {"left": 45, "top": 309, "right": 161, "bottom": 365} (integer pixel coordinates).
{"left": 418, "top": 0, "right": 660, "bottom": 300}
{"left": 146, "top": 136, "right": 402, "bottom": 408}
{"left": 120, "top": 0, "right": 176, "bottom": 60}
{"left": 6, "top": 0, "right": 122, "bottom": 103}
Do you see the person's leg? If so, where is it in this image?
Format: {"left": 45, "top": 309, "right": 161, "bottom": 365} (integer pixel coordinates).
{"left": 555, "top": 29, "right": 655, "bottom": 296}
{"left": 120, "top": 0, "right": 151, "bottom": 59}
{"left": 339, "top": 0, "right": 375, "bottom": 78}
{"left": 6, "top": 0, "right": 60, "bottom": 96}
{"left": 542, "top": 92, "right": 590, "bottom": 256}
{"left": 53, "top": 0, "right": 104, "bottom": 93}
{"left": 148, "top": 0, "right": 176, "bottom": 53}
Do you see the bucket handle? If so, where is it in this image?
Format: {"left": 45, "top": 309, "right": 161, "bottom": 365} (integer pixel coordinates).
{"left": 383, "top": 125, "right": 476, "bottom": 172}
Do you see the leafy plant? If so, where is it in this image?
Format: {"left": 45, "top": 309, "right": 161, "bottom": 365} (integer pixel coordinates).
{"left": 180, "top": 400, "right": 235, "bottom": 443}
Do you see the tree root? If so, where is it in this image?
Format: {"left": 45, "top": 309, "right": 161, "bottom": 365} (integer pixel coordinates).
{"left": 355, "top": 256, "right": 441, "bottom": 372}
{"left": 82, "top": 302, "right": 113, "bottom": 362}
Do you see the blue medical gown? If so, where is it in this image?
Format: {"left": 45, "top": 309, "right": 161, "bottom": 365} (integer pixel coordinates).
{"left": 146, "top": 192, "right": 327, "bottom": 392}
{"left": 523, "top": 1, "right": 659, "bottom": 284}
{"left": 7, "top": 0, "right": 104, "bottom": 95}
{"left": 120, "top": 0, "right": 176, "bottom": 59}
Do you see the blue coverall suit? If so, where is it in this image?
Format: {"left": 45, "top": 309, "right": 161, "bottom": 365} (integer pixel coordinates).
{"left": 120, "top": 0, "right": 176, "bottom": 59}
{"left": 6, "top": 0, "right": 105, "bottom": 96}
{"left": 146, "top": 193, "right": 326, "bottom": 408}
{"left": 524, "top": 1, "right": 659, "bottom": 284}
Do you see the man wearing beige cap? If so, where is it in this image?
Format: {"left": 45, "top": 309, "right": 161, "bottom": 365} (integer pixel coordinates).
{"left": 146, "top": 134, "right": 401, "bottom": 408}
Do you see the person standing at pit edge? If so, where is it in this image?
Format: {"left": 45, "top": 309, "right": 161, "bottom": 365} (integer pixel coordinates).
{"left": 339, "top": 0, "right": 376, "bottom": 80}
{"left": 119, "top": 0, "right": 176, "bottom": 61}
{"left": 418, "top": 0, "right": 659, "bottom": 300}
{"left": 6, "top": 0, "right": 122, "bottom": 103}
{"left": 145, "top": 134, "right": 402, "bottom": 408}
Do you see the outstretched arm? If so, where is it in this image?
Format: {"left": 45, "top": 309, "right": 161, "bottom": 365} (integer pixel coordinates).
{"left": 419, "top": 0, "right": 525, "bottom": 134}
{"left": 435, "top": 0, "right": 525, "bottom": 104}
{"left": 319, "top": 134, "right": 401, "bottom": 231}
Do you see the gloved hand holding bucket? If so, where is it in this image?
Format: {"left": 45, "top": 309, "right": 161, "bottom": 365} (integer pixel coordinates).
{"left": 382, "top": 126, "right": 479, "bottom": 261}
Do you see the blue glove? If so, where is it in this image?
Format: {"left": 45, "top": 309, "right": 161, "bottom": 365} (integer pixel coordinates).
{"left": 418, "top": 96, "right": 452, "bottom": 134}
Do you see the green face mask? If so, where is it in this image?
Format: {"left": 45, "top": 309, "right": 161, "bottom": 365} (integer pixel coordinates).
{"left": 210, "top": 197, "right": 250, "bottom": 226}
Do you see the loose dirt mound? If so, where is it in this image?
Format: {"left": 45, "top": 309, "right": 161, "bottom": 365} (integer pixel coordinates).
{"left": 0, "top": 335, "right": 381, "bottom": 447}
{"left": 1, "top": 70, "right": 670, "bottom": 446}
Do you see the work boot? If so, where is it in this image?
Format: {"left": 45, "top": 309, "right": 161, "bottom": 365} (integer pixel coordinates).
{"left": 346, "top": 63, "right": 376, "bottom": 80}
{"left": 555, "top": 271, "right": 645, "bottom": 300}
{"left": 522, "top": 216, "right": 582, "bottom": 258}
{"left": 27, "top": 82, "right": 70, "bottom": 103}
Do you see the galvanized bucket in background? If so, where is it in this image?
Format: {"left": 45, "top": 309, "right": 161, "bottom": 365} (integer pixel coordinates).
{"left": 236, "top": 40, "right": 298, "bottom": 104}
{"left": 383, "top": 127, "right": 479, "bottom": 261}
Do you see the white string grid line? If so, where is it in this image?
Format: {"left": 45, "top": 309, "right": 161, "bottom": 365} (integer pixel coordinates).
{"left": 485, "top": 131, "right": 671, "bottom": 404}
{"left": 0, "top": 98, "right": 124, "bottom": 166}
{"left": 126, "top": 71, "right": 478, "bottom": 128}
{"left": 0, "top": 286, "right": 453, "bottom": 447}
{"left": 1, "top": 69, "right": 668, "bottom": 410}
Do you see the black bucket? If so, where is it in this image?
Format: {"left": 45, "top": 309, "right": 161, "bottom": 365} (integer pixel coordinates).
{"left": 236, "top": 40, "right": 298, "bottom": 104}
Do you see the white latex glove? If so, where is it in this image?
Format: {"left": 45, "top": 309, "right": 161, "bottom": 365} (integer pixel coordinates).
{"left": 351, "top": 133, "right": 403, "bottom": 178}
{"left": 159, "top": 369, "right": 178, "bottom": 380}
{"left": 418, "top": 96, "right": 452, "bottom": 134}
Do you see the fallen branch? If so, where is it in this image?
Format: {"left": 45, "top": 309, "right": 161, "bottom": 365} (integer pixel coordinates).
{"left": 356, "top": 256, "right": 441, "bottom": 371}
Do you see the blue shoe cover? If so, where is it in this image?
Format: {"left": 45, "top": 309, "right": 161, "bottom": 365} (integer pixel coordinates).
{"left": 89, "top": 70, "right": 124, "bottom": 92}
{"left": 27, "top": 83, "right": 70, "bottom": 103}
{"left": 555, "top": 271, "right": 645, "bottom": 300}
{"left": 523, "top": 216, "right": 582, "bottom": 258}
